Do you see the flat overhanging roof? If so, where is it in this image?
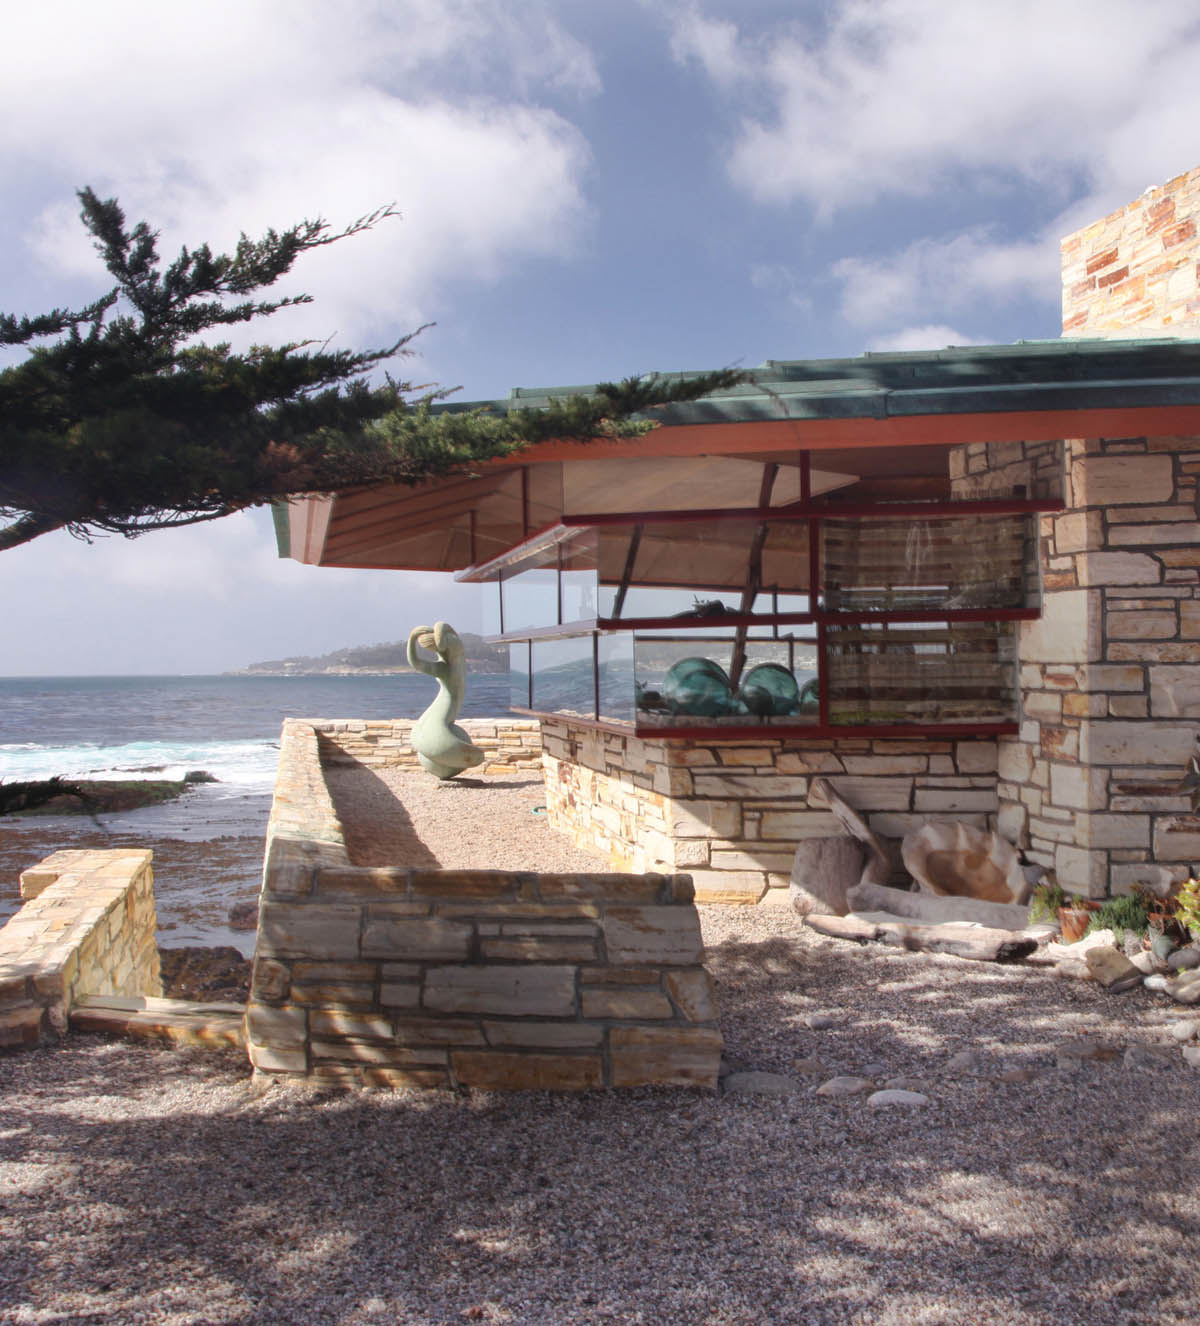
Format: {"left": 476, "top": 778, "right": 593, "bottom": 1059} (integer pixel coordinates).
{"left": 278, "top": 336, "right": 1200, "bottom": 570}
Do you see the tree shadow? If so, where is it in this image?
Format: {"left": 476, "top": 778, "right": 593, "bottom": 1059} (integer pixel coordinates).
{"left": 3, "top": 914, "right": 1200, "bottom": 1323}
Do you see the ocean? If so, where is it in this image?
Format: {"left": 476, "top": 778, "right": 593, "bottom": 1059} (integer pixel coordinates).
{"left": 0, "top": 673, "right": 512, "bottom": 952}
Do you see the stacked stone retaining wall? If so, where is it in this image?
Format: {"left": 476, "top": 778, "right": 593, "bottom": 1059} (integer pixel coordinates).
{"left": 540, "top": 720, "right": 1000, "bottom": 903}
{"left": 0, "top": 849, "right": 162, "bottom": 1047}
{"left": 252, "top": 720, "right": 720, "bottom": 1088}
{"left": 311, "top": 718, "right": 542, "bottom": 774}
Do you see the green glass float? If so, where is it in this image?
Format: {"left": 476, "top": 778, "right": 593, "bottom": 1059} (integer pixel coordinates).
{"left": 797, "top": 677, "right": 820, "bottom": 714}
{"left": 736, "top": 662, "right": 800, "bottom": 717}
{"left": 661, "top": 656, "right": 733, "bottom": 717}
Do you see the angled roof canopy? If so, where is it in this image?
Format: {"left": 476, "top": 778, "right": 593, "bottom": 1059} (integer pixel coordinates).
{"left": 277, "top": 337, "right": 1200, "bottom": 571}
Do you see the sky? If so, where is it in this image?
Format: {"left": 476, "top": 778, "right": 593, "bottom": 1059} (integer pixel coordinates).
{"left": 4, "top": 0, "right": 1200, "bottom": 674}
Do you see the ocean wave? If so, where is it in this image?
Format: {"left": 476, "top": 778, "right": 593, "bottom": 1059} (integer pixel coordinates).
{"left": 0, "top": 738, "right": 280, "bottom": 789}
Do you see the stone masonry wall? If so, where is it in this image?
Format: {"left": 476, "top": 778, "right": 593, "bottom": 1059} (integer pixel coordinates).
{"left": 540, "top": 719, "right": 1000, "bottom": 903}
{"left": 0, "top": 849, "right": 162, "bottom": 1048}
{"left": 994, "top": 437, "right": 1200, "bottom": 898}
{"left": 311, "top": 718, "right": 542, "bottom": 774}
{"left": 1062, "top": 165, "right": 1200, "bottom": 334}
{"left": 250, "top": 720, "right": 721, "bottom": 1089}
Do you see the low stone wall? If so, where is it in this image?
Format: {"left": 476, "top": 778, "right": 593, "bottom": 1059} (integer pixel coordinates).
{"left": 311, "top": 717, "right": 542, "bottom": 774}
{"left": 251, "top": 720, "right": 721, "bottom": 1089}
{"left": 0, "top": 849, "right": 162, "bottom": 1048}
{"left": 541, "top": 720, "right": 1000, "bottom": 903}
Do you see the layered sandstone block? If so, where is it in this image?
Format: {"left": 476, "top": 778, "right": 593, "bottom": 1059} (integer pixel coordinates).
{"left": 252, "top": 721, "right": 720, "bottom": 1090}
{"left": 540, "top": 719, "right": 1001, "bottom": 903}
{"left": 0, "top": 849, "right": 161, "bottom": 1048}
{"left": 312, "top": 717, "right": 542, "bottom": 776}
{"left": 248, "top": 849, "right": 719, "bottom": 1090}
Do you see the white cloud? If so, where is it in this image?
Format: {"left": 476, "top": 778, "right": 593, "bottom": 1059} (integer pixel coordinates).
{"left": 671, "top": 1, "right": 1200, "bottom": 217}
{"left": 865, "top": 324, "right": 980, "bottom": 353}
{"left": 0, "top": 1, "right": 596, "bottom": 352}
{"left": 671, "top": 1, "right": 1200, "bottom": 338}
{"left": 832, "top": 228, "right": 1057, "bottom": 327}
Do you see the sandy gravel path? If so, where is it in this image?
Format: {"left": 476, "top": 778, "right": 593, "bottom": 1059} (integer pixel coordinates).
{"left": 4, "top": 769, "right": 1200, "bottom": 1322}
{"left": 4, "top": 901, "right": 1200, "bottom": 1324}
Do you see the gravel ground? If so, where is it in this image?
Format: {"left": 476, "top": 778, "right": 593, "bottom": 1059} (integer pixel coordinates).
{"left": 3, "top": 772, "right": 1200, "bottom": 1323}
{"left": 324, "top": 768, "right": 611, "bottom": 872}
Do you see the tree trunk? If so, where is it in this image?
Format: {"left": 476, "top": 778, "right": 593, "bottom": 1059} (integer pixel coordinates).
{"left": 0, "top": 513, "right": 68, "bottom": 552}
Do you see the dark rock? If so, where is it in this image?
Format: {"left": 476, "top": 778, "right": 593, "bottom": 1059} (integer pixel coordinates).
{"left": 1168, "top": 947, "right": 1200, "bottom": 971}
{"left": 227, "top": 900, "right": 259, "bottom": 931}
{"left": 158, "top": 946, "right": 250, "bottom": 1003}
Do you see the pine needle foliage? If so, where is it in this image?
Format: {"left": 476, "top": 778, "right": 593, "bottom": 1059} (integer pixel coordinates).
{"left": 0, "top": 189, "right": 744, "bottom": 552}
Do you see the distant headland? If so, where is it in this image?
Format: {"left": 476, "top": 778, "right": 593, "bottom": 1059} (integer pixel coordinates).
{"left": 228, "top": 634, "right": 507, "bottom": 677}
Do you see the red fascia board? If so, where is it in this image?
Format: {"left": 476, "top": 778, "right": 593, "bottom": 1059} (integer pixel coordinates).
{"left": 507, "top": 403, "right": 1200, "bottom": 462}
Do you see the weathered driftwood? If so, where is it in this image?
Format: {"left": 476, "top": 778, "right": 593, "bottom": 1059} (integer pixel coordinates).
{"left": 805, "top": 911, "right": 1038, "bottom": 962}
{"left": 901, "top": 820, "right": 1029, "bottom": 904}
{"left": 803, "top": 913, "right": 880, "bottom": 944}
{"left": 810, "top": 777, "right": 890, "bottom": 887}
{"left": 846, "top": 880, "right": 1032, "bottom": 931}
{"left": 789, "top": 836, "right": 865, "bottom": 917}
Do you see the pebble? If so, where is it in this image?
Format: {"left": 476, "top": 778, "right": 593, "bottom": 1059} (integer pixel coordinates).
{"left": 945, "top": 1049, "right": 990, "bottom": 1076}
{"left": 1056, "top": 1035, "right": 1121, "bottom": 1065}
{"left": 998, "top": 1067, "right": 1037, "bottom": 1084}
{"left": 1183, "top": 1045, "right": 1200, "bottom": 1068}
{"left": 789, "top": 1056, "right": 826, "bottom": 1076}
{"left": 858, "top": 1061, "right": 888, "bottom": 1079}
{"left": 1165, "top": 1019, "right": 1199, "bottom": 1043}
{"left": 868, "top": 1089, "right": 929, "bottom": 1108}
{"left": 1123, "top": 1044, "right": 1175, "bottom": 1070}
{"left": 805, "top": 1013, "right": 836, "bottom": 1030}
{"left": 884, "top": 1075, "right": 930, "bottom": 1093}
{"left": 815, "top": 1075, "right": 874, "bottom": 1097}
{"left": 722, "top": 1071, "right": 803, "bottom": 1096}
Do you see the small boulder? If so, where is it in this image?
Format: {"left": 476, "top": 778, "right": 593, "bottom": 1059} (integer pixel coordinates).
{"left": 1168, "top": 947, "right": 1200, "bottom": 972}
{"left": 1085, "top": 946, "right": 1144, "bottom": 993}
{"left": 1166, "top": 969, "right": 1200, "bottom": 1005}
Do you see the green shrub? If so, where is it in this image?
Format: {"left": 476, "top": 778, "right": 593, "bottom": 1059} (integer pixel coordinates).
{"left": 1084, "top": 893, "right": 1150, "bottom": 945}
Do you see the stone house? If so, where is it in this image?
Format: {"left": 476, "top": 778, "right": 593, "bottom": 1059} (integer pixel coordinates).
{"left": 278, "top": 167, "right": 1200, "bottom": 906}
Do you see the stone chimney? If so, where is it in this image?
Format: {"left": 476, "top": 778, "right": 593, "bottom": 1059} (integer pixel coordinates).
{"left": 1062, "top": 166, "right": 1200, "bottom": 336}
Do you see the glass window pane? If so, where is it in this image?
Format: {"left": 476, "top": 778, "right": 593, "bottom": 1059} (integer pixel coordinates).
{"left": 532, "top": 637, "right": 595, "bottom": 718}
{"left": 480, "top": 575, "right": 502, "bottom": 637}
{"left": 825, "top": 621, "right": 1017, "bottom": 725}
{"left": 509, "top": 642, "right": 530, "bottom": 710}
{"left": 500, "top": 566, "right": 557, "bottom": 632}
{"left": 598, "top": 634, "right": 635, "bottom": 723}
{"left": 821, "top": 514, "right": 1036, "bottom": 612}
{"left": 633, "top": 633, "right": 818, "bottom": 728}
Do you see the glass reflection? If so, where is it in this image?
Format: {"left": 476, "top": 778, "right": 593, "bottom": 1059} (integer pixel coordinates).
{"left": 532, "top": 637, "right": 595, "bottom": 719}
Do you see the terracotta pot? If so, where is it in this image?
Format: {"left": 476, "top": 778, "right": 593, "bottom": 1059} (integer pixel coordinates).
{"left": 1058, "top": 904, "right": 1098, "bottom": 944}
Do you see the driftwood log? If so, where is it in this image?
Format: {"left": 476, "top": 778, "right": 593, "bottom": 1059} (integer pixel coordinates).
{"left": 805, "top": 912, "right": 1038, "bottom": 963}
